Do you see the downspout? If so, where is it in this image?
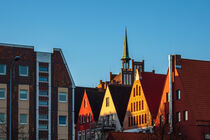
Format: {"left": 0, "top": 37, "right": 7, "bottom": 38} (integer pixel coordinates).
{"left": 168, "top": 55, "right": 173, "bottom": 134}
{"left": 72, "top": 85, "right": 75, "bottom": 140}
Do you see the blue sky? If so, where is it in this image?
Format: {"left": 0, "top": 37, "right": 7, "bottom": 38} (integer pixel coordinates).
{"left": 1, "top": 1, "right": 210, "bottom": 87}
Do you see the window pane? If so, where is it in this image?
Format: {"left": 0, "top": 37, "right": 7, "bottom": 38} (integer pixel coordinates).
{"left": 39, "top": 114, "right": 48, "bottom": 120}
{"left": 59, "top": 92, "right": 67, "bottom": 102}
{"left": 0, "top": 89, "right": 5, "bottom": 99}
{"left": 39, "top": 101, "right": 48, "bottom": 106}
{"left": 39, "top": 124, "right": 48, "bottom": 130}
{"left": 0, "top": 113, "right": 5, "bottom": 124}
{"left": 39, "top": 91, "right": 48, "bottom": 96}
{"left": 106, "top": 97, "right": 109, "bottom": 107}
{"left": 20, "top": 114, "right": 27, "bottom": 124}
{"left": 20, "top": 89, "right": 28, "bottom": 100}
{"left": 39, "top": 77, "right": 48, "bottom": 82}
{"left": 0, "top": 64, "right": 6, "bottom": 75}
{"left": 39, "top": 67, "right": 48, "bottom": 72}
{"left": 19, "top": 66, "right": 28, "bottom": 76}
{"left": 59, "top": 116, "right": 66, "bottom": 125}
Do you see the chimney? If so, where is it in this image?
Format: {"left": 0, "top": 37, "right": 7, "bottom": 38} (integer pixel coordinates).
{"left": 152, "top": 70, "right": 155, "bottom": 73}
{"left": 174, "top": 54, "right": 181, "bottom": 69}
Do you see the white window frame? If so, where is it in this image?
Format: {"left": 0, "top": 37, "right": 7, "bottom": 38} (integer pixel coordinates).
{"left": 0, "top": 64, "right": 6, "bottom": 75}
{"left": 59, "top": 115, "right": 67, "bottom": 126}
{"left": 19, "top": 114, "right": 28, "bottom": 124}
{"left": 0, "top": 88, "right": 6, "bottom": 99}
{"left": 19, "top": 89, "right": 28, "bottom": 100}
{"left": 58, "top": 92, "right": 67, "bottom": 102}
{"left": 0, "top": 113, "right": 6, "bottom": 124}
{"left": 19, "top": 65, "right": 29, "bottom": 77}
{"left": 177, "top": 112, "right": 181, "bottom": 122}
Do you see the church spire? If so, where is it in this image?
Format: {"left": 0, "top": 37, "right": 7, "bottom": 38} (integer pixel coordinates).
{"left": 121, "top": 27, "right": 131, "bottom": 69}
{"left": 121, "top": 27, "right": 130, "bottom": 60}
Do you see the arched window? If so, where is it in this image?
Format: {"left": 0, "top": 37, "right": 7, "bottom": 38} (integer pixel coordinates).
{"left": 136, "top": 85, "right": 138, "bottom": 95}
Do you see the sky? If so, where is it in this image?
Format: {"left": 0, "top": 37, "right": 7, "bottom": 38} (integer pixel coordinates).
{"left": 0, "top": 0, "right": 210, "bottom": 87}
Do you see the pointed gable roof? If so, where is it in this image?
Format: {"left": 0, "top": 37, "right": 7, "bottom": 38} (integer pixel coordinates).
{"left": 177, "top": 58, "right": 210, "bottom": 121}
{"left": 121, "top": 28, "right": 130, "bottom": 60}
{"left": 140, "top": 72, "right": 166, "bottom": 118}
{"left": 86, "top": 90, "right": 105, "bottom": 121}
{"left": 75, "top": 87, "right": 105, "bottom": 123}
{"left": 108, "top": 85, "right": 132, "bottom": 126}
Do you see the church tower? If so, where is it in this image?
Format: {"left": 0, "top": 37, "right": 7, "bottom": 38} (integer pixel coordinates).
{"left": 121, "top": 28, "right": 131, "bottom": 69}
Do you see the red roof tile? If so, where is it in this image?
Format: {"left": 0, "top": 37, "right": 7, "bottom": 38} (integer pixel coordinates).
{"left": 141, "top": 72, "right": 166, "bottom": 118}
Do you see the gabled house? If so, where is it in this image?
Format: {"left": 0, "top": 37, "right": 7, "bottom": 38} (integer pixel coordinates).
{"left": 155, "top": 55, "right": 210, "bottom": 140}
{"left": 123, "top": 70, "right": 166, "bottom": 132}
{"left": 76, "top": 89, "right": 105, "bottom": 140}
{"left": 97, "top": 85, "right": 131, "bottom": 139}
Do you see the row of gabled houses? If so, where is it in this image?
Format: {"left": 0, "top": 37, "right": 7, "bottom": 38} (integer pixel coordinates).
{"left": 74, "top": 30, "right": 210, "bottom": 140}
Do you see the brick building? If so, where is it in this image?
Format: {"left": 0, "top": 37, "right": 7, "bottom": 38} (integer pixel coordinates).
{"left": 0, "top": 43, "right": 75, "bottom": 140}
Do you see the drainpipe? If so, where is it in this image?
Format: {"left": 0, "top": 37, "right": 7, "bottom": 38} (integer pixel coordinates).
{"left": 72, "top": 86, "right": 75, "bottom": 140}
{"left": 168, "top": 55, "right": 173, "bottom": 134}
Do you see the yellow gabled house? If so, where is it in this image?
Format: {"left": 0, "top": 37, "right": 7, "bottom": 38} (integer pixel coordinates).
{"left": 97, "top": 85, "right": 131, "bottom": 137}
{"left": 123, "top": 70, "right": 166, "bottom": 132}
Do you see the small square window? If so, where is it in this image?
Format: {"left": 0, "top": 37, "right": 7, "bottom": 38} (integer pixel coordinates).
{"left": 39, "top": 90, "right": 48, "bottom": 96}
{"left": 0, "top": 113, "right": 6, "bottom": 124}
{"left": 19, "top": 89, "right": 28, "bottom": 100}
{"left": 0, "top": 89, "right": 6, "bottom": 99}
{"left": 19, "top": 65, "right": 29, "bottom": 76}
{"left": 0, "top": 64, "right": 6, "bottom": 75}
{"left": 58, "top": 92, "right": 67, "bottom": 102}
{"left": 59, "top": 116, "right": 67, "bottom": 126}
{"left": 39, "top": 66, "right": 48, "bottom": 72}
{"left": 20, "top": 114, "right": 28, "bottom": 124}
{"left": 106, "top": 97, "right": 109, "bottom": 107}
{"left": 39, "top": 77, "right": 48, "bottom": 82}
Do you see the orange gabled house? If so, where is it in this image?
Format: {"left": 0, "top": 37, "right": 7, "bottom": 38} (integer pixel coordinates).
{"left": 123, "top": 70, "right": 166, "bottom": 132}
{"left": 76, "top": 89, "right": 105, "bottom": 140}
{"left": 155, "top": 55, "right": 210, "bottom": 140}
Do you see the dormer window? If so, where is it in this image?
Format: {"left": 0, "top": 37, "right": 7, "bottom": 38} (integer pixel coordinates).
{"left": 176, "top": 90, "right": 181, "bottom": 100}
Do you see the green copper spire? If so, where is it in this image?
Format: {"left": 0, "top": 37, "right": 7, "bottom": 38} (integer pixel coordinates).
{"left": 121, "top": 28, "right": 130, "bottom": 60}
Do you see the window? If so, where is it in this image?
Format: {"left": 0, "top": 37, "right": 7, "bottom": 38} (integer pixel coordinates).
{"left": 0, "top": 89, "right": 5, "bottom": 99}
{"left": 134, "top": 102, "right": 135, "bottom": 112}
{"left": 106, "top": 97, "right": 109, "bottom": 107}
{"left": 84, "top": 99, "right": 87, "bottom": 108}
{"left": 19, "top": 89, "right": 28, "bottom": 100}
{"left": 20, "top": 114, "right": 28, "bottom": 124}
{"left": 39, "top": 114, "right": 48, "bottom": 120}
{"left": 39, "top": 77, "right": 48, "bottom": 82}
{"left": 184, "top": 111, "right": 188, "bottom": 121}
{"left": 136, "top": 101, "right": 138, "bottom": 111}
{"left": 86, "top": 114, "right": 89, "bottom": 123}
{"left": 39, "top": 90, "right": 48, "bottom": 96}
{"left": 176, "top": 90, "right": 181, "bottom": 100}
{"left": 139, "top": 101, "right": 141, "bottom": 111}
{"left": 145, "top": 114, "right": 147, "bottom": 123}
{"left": 133, "top": 88, "right": 135, "bottom": 97}
{"left": 142, "top": 100, "right": 144, "bottom": 110}
{"left": 139, "top": 86, "right": 141, "bottom": 96}
{"left": 131, "top": 116, "right": 133, "bottom": 126}
{"left": 166, "top": 114, "right": 169, "bottom": 124}
{"left": 177, "top": 112, "right": 181, "bottom": 122}
{"left": 128, "top": 116, "right": 131, "bottom": 127}
{"left": 59, "top": 116, "right": 67, "bottom": 126}
{"left": 133, "top": 116, "right": 135, "bottom": 126}
{"left": 39, "top": 66, "right": 48, "bottom": 72}
{"left": 139, "top": 115, "right": 141, "bottom": 124}
{"left": 0, "top": 113, "right": 5, "bottom": 124}
{"left": 58, "top": 92, "right": 67, "bottom": 102}
{"left": 39, "top": 101, "right": 48, "bottom": 106}
{"left": 136, "top": 116, "right": 138, "bottom": 125}
{"left": 136, "top": 85, "right": 138, "bottom": 95}
{"left": 83, "top": 115, "right": 85, "bottom": 123}
{"left": 80, "top": 116, "right": 82, "bottom": 124}
{"left": 82, "top": 130, "right": 85, "bottom": 140}
{"left": 131, "top": 103, "right": 133, "bottom": 112}
{"left": 78, "top": 131, "right": 81, "bottom": 140}
{"left": 86, "top": 129, "right": 90, "bottom": 140}
{"left": 160, "top": 115, "right": 164, "bottom": 125}
{"left": 142, "top": 114, "right": 144, "bottom": 124}
{"left": 0, "top": 64, "right": 6, "bottom": 75}
{"left": 19, "top": 65, "right": 29, "bottom": 76}
{"left": 89, "top": 113, "right": 91, "bottom": 122}
{"left": 39, "top": 124, "right": 48, "bottom": 130}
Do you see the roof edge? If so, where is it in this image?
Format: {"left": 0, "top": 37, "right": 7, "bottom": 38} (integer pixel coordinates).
{"left": 0, "top": 43, "right": 34, "bottom": 49}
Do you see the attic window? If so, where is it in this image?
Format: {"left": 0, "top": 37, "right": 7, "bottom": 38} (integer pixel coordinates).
{"left": 84, "top": 99, "right": 87, "bottom": 108}
{"left": 184, "top": 111, "right": 188, "bottom": 121}
{"left": 136, "top": 85, "right": 138, "bottom": 96}
{"left": 176, "top": 90, "right": 181, "bottom": 100}
{"left": 106, "top": 97, "right": 110, "bottom": 107}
